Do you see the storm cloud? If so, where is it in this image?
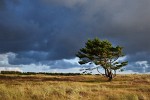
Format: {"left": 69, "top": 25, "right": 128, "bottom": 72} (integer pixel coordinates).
{"left": 0, "top": 0, "right": 150, "bottom": 72}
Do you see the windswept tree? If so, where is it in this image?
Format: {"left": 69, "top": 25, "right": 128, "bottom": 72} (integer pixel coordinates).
{"left": 76, "top": 38, "right": 128, "bottom": 81}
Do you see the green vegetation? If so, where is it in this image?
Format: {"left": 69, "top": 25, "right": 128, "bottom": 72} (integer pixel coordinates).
{"left": 0, "top": 74, "right": 150, "bottom": 100}
{"left": 0, "top": 71, "right": 81, "bottom": 76}
{"left": 76, "top": 38, "right": 128, "bottom": 81}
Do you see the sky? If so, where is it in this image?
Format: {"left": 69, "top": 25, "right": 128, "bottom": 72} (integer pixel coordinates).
{"left": 0, "top": 0, "right": 150, "bottom": 73}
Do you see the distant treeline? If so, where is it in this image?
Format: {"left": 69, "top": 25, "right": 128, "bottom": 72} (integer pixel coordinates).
{"left": 0, "top": 71, "right": 92, "bottom": 75}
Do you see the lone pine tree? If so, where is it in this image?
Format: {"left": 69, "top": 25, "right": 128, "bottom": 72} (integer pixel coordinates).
{"left": 76, "top": 38, "right": 128, "bottom": 81}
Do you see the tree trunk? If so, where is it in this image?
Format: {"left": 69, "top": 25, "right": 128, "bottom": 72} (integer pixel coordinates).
{"left": 105, "top": 69, "right": 108, "bottom": 77}
{"left": 108, "top": 73, "right": 113, "bottom": 81}
{"left": 105, "top": 69, "right": 113, "bottom": 81}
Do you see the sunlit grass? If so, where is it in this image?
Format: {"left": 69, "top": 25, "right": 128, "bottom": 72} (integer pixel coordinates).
{"left": 0, "top": 74, "right": 150, "bottom": 100}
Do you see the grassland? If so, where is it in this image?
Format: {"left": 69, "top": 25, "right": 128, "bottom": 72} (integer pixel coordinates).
{"left": 0, "top": 74, "right": 150, "bottom": 100}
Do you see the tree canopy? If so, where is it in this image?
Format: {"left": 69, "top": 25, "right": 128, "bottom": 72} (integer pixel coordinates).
{"left": 76, "top": 38, "right": 128, "bottom": 81}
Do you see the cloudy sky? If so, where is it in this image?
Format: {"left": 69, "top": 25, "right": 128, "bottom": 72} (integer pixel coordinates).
{"left": 0, "top": 0, "right": 150, "bottom": 73}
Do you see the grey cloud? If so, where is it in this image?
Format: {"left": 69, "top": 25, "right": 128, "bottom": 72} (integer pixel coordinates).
{"left": 0, "top": 52, "right": 21, "bottom": 68}
{"left": 48, "top": 59, "right": 79, "bottom": 69}
{"left": 126, "top": 61, "right": 150, "bottom": 73}
{"left": 0, "top": 0, "right": 150, "bottom": 72}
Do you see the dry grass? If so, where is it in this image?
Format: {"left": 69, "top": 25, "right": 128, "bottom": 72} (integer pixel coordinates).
{"left": 0, "top": 74, "right": 150, "bottom": 100}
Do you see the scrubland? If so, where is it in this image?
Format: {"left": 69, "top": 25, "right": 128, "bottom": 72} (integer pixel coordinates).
{"left": 0, "top": 74, "right": 150, "bottom": 100}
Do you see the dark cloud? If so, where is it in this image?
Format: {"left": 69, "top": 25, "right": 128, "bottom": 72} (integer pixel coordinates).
{"left": 0, "top": 0, "right": 90, "bottom": 60}
{"left": 0, "top": 0, "right": 150, "bottom": 72}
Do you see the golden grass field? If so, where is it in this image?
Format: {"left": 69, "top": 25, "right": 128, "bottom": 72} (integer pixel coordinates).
{"left": 0, "top": 74, "right": 150, "bottom": 100}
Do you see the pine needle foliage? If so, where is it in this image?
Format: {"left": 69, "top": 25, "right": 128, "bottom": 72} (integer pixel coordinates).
{"left": 76, "top": 38, "right": 128, "bottom": 81}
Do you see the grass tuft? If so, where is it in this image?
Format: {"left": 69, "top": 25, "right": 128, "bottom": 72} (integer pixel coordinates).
{"left": 0, "top": 74, "right": 150, "bottom": 100}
